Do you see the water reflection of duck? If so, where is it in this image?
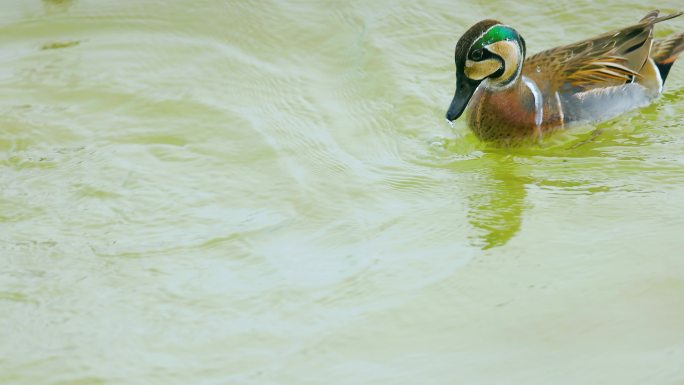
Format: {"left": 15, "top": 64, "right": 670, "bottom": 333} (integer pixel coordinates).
{"left": 446, "top": 10, "right": 684, "bottom": 145}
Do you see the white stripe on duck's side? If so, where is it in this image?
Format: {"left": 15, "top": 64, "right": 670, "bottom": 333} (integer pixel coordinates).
{"left": 555, "top": 91, "right": 565, "bottom": 129}
{"left": 522, "top": 75, "right": 543, "bottom": 134}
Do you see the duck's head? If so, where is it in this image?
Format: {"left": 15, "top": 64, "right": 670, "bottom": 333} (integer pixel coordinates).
{"left": 446, "top": 20, "right": 526, "bottom": 122}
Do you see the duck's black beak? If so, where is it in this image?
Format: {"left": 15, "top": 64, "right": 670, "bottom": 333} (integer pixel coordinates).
{"left": 446, "top": 78, "right": 478, "bottom": 121}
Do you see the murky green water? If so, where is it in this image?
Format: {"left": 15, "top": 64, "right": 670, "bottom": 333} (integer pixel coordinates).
{"left": 2, "top": 1, "right": 684, "bottom": 384}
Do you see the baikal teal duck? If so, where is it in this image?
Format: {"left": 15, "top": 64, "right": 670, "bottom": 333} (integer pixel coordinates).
{"left": 446, "top": 10, "right": 684, "bottom": 145}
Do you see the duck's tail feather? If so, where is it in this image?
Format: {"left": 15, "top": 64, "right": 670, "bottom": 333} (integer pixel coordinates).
{"left": 651, "top": 32, "right": 684, "bottom": 83}
{"left": 641, "top": 10, "right": 683, "bottom": 24}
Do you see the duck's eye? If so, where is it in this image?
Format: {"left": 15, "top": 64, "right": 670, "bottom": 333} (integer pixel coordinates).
{"left": 471, "top": 49, "right": 484, "bottom": 61}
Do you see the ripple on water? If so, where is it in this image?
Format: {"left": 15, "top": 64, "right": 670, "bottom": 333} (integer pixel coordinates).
{"left": 3, "top": 1, "right": 684, "bottom": 383}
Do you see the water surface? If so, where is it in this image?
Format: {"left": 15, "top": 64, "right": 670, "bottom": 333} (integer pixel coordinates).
{"left": 2, "top": 1, "right": 684, "bottom": 384}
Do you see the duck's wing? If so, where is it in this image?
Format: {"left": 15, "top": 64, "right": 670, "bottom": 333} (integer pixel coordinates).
{"left": 651, "top": 31, "right": 684, "bottom": 82}
{"left": 523, "top": 10, "right": 683, "bottom": 91}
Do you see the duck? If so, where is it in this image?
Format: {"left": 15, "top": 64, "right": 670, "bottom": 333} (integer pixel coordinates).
{"left": 445, "top": 10, "right": 684, "bottom": 145}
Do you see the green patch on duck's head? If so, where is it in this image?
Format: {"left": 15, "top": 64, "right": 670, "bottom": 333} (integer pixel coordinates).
{"left": 471, "top": 25, "right": 523, "bottom": 53}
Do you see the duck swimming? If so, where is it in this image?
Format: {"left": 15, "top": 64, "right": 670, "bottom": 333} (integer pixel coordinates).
{"left": 446, "top": 10, "right": 684, "bottom": 144}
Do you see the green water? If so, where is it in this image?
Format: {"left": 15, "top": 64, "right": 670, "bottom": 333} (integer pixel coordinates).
{"left": 2, "top": 1, "right": 684, "bottom": 384}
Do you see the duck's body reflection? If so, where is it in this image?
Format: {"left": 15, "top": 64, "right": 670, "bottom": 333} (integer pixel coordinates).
{"left": 466, "top": 156, "right": 531, "bottom": 249}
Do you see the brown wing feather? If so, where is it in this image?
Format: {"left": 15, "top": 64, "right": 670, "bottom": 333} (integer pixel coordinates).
{"left": 523, "top": 10, "right": 683, "bottom": 91}
{"left": 652, "top": 33, "right": 684, "bottom": 64}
